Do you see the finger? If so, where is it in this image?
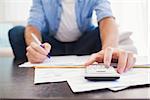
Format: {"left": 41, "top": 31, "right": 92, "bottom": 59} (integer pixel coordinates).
{"left": 112, "top": 49, "right": 119, "bottom": 63}
{"left": 29, "top": 48, "right": 47, "bottom": 61}
{"left": 125, "top": 54, "right": 136, "bottom": 72}
{"left": 30, "top": 42, "right": 48, "bottom": 55}
{"left": 104, "top": 47, "right": 114, "bottom": 66}
{"left": 27, "top": 46, "right": 47, "bottom": 62}
{"left": 42, "top": 42, "right": 51, "bottom": 53}
{"left": 124, "top": 53, "right": 133, "bottom": 72}
{"left": 26, "top": 46, "right": 30, "bottom": 51}
{"left": 27, "top": 51, "right": 46, "bottom": 63}
{"left": 26, "top": 52, "right": 37, "bottom": 63}
{"left": 84, "top": 52, "right": 104, "bottom": 66}
{"left": 117, "top": 50, "right": 128, "bottom": 74}
{"left": 84, "top": 53, "right": 98, "bottom": 66}
{"left": 27, "top": 53, "right": 43, "bottom": 63}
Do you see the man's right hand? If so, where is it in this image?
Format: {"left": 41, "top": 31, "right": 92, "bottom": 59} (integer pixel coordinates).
{"left": 26, "top": 42, "right": 51, "bottom": 63}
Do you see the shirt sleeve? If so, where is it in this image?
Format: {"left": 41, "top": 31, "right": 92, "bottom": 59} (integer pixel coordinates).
{"left": 94, "top": 0, "right": 114, "bottom": 22}
{"left": 28, "top": 0, "right": 46, "bottom": 32}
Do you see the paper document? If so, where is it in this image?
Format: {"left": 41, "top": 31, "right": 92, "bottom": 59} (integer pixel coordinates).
{"left": 19, "top": 55, "right": 89, "bottom": 68}
{"left": 67, "top": 68, "right": 150, "bottom": 92}
{"left": 109, "top": 86, "right": 129, "bottom": 91}
{"left": 34, "top": 67, "right": 150, "bottom": 92}
{"left": 19, "top": 55, "right": 150, "bottom": 68}
{"left": 134, "top": 56, "right": 150, "bottom": 68}
{"left": 34, "top": 68, "right": 85, "bottom": 84}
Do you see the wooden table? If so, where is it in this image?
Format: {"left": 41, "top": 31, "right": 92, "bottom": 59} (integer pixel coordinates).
{"left": 0, "top": 57, "right": 150, "bottom": 99}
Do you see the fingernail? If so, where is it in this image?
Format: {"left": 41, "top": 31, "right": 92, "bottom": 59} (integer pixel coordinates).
{"left": 120, "top": 70, "right": 124, "bottom": 74}
{"left": 84, "top": 62, "right": 89, "bottom": 66}
{"left": 117, "top": 68, "right": 123, "bottom": 74}
{"left": 125, "top": 68, "right": 128, "bottom": 72}
{"left": 104, "top": 61, "right": 109, "bottom": 66}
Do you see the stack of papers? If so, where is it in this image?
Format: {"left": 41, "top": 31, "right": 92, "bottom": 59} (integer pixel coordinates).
{"left": 19, "top": 55, "right": 150, "bottom": 68}
{"left": 34, "top": 68, "right": 85, "bottom": 83}
{"left": 19, "top": 55, "right": 150, "bottom": 92}
{"left": 34, "top": 68, "right": 150, "bottom": 92}
{"left": 67, "top": 68, "right": 150, "bottom": 92}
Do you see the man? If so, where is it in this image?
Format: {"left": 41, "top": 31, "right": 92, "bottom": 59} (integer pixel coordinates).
{"left": 9, "top": 0, "right": 136, "bottom": 74}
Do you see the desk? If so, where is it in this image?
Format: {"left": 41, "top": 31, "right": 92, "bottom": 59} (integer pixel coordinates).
{"left": 0, "top": 57, "right": 150, "bottom": 99}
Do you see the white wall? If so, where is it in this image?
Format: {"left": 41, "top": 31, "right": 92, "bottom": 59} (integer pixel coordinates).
{"left": 0, "top": 1, "right": 4, "bottom": 20}
{"left": 148, "top": 0, "right": 150, "bottom": 62}
{"left": 111, "top": 0, "right": 148, "bottom": 56}
{"left": 0, "top": 0, "right": 32, "bottom": 22}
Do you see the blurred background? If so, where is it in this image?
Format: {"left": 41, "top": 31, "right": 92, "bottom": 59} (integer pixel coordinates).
{"left": 0, "top": 0, "right": 149, "bottom": 61}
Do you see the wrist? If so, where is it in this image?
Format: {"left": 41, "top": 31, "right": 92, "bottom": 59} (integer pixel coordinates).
{"left": 102, "top": 44, "right": 118, "bottom": 50}
{"left": 25, "top": 25, "right": 42, "bottom": 46}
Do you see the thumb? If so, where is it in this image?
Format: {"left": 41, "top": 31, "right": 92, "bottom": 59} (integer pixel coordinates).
{"left": 42, "top": 42, "right": 51, "bottom": 53}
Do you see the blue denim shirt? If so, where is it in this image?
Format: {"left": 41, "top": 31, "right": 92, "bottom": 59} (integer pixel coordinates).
{"left": 28, "top": 0, "right": 113, "bottom": 35}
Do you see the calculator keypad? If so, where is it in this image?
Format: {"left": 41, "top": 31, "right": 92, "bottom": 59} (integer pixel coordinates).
{"left": 86, "top": 64, "right": 116, "bottom": 74}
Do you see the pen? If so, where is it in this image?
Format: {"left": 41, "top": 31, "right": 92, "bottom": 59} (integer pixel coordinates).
{"left": 31, "top": 33, "right": 51, "bottom": 59}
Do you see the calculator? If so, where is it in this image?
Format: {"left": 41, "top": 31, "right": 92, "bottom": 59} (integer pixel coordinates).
{"left": 84, "top": 64, "right": 120, "bottom": 81}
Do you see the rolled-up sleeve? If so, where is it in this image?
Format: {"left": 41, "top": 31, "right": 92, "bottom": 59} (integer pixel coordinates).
{"left": 94, "top": 0, "right": 114, "bottom": 22}
{"left": 28, "top": 0, "right": 46, "bottom": 32}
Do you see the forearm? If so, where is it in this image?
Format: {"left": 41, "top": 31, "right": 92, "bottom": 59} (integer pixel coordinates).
{"left": 99, "top": 17, "right": 119, "bottom": 49}
{"left": 25, "top": 25, "right": 42, "bottom": 46}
